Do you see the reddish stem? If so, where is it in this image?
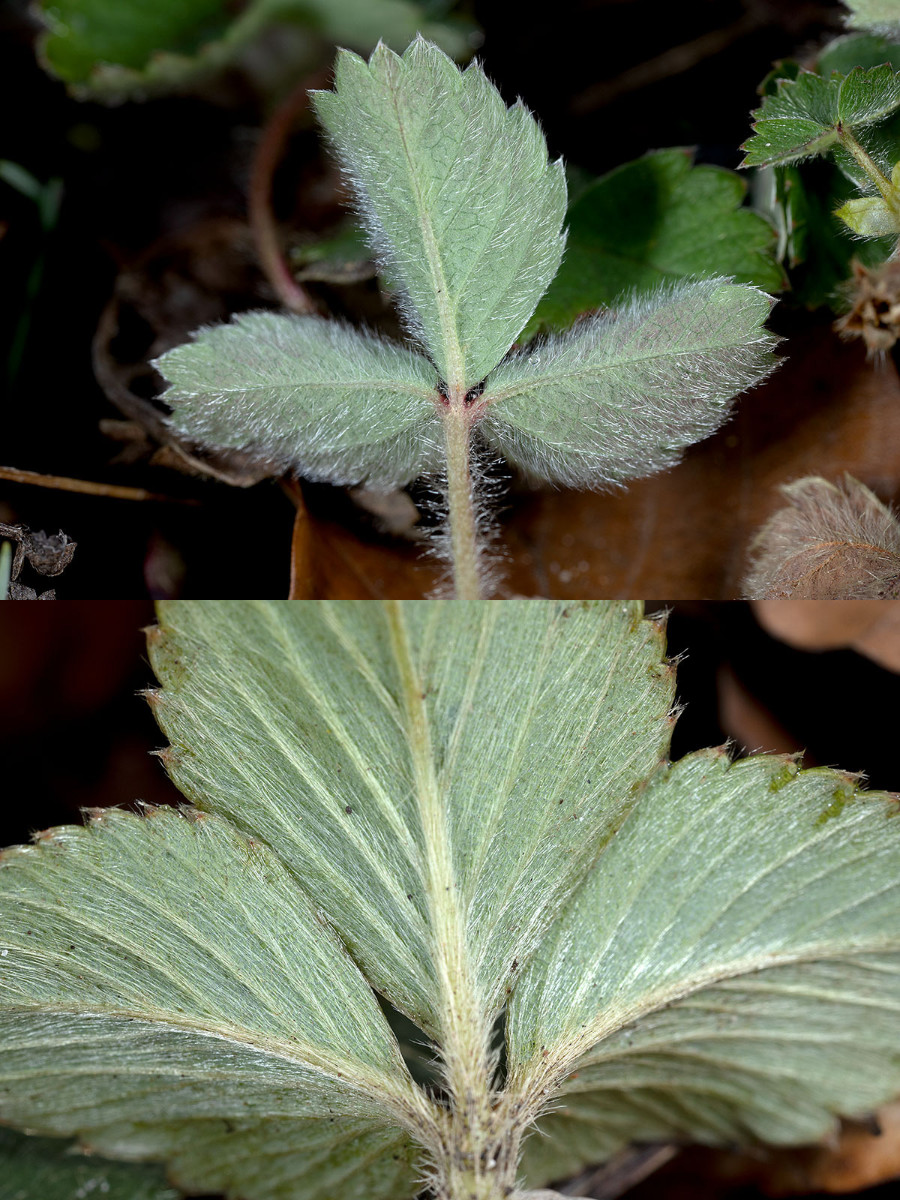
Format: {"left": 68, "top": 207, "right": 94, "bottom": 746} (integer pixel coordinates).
{"left": 249, "top": 74, "right": 328, "bottom": 315}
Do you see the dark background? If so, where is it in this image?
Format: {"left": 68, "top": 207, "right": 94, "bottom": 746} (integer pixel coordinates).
{"left": 0, "top": 0, "right": 851, "bottom": 597}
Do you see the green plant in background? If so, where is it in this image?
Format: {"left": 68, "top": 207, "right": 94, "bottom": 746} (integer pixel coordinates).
{"left": 526, "top": 147, "right": 787, "bottom": 337}
{"left": 0, "top": 543, "right": 12, "bottom": 601}
{"left": 158, "top": 40, "right": 778, "bottom": 599}
{"left": 743, "top": 2, "right": 900, "bottom": 311}
{"left": 34, "top": 0, "right": 474, "bottom": 99}
{"left": 0, "top": 1127, "right": 177, "bottom": 1200}
{"left": 2, "top": 600, "right": 900, "bottom": 1200}
{"left": 0, "top": 161, "right": 63, "bottom": 386}
{"left": 743, "top": 63, "right": 900, "bottom": 239}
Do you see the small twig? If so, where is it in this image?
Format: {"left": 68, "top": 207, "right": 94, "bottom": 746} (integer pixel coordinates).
{"left": 571, "top": 10, "right": 762, "bottom": 115}
{"left": 0, "top": 465, "right": 199, "bottom": 504}
{"left": 557, "top": 1145, "right": 678, "bottom": 1199}
{"left": 248, "top": 74, "right": 328, "bottom": 314}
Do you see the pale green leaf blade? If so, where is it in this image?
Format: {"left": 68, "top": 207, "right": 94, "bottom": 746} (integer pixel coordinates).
{"left": 156, "top": 311, "right": 443, "bottom": 488}
{"left": 837, "top": 193, "right": 900, "bottom": 234}
{"left": 148, "top": 600, "right": 675, "bottom": 1033}
{"left": 312, "top": 39, "right": 567, "bottom": 391}
{"left": 477, "top": 279, "right": 778, "bottom": 488}
{"left": 0, "top": 1127, "right": 177, "bottom": 1200}
{"left": 527, "top": 150, "right": 785, "bottom": 336}
{"left": 742, "top": 65, "right": 900, "bottom": 167}
{"left": 0, "top": 805, "right": 424, "bottom": 1200}
{"left": 846, "top": 0, "right": 900, "bottom": 36}
{"left": 509, "top": 751, "right": 900, "bottom": 1181}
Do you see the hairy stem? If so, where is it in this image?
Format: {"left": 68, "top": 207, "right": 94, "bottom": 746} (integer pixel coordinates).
{"left": 838, "top": 126, "right": 900, "bottom": 214}
{"left": 442, "top": 401, "right": 484, "bottom": 600}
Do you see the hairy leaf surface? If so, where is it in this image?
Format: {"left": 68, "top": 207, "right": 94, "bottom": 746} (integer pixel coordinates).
{"left": 477, "top": 280, "right": 777, "bottom": 487}
{"left": 0, "top": 1126, "right": 177, "bottom": 1200}
{"left": 743, "top": 65, "right": 900, "bottom": 167}
{"left": 0, "top": 805, "right": 423, "bottom": 1200}
{"left": 157, "top": 311, "right": 443, "bottom": 488}
{"left": 744, "top": 474, "right": 900, "bottom": 599}
{"left": 510, "top": 751, "right": 900, "bottom": 1183}
{"left": 528, "top": 150, "right": 784, "bottom": 336}
{"left": 312, "top": 39, "right": 567, "bottom": 391}
{"left": 148, "top": 600, "right": 674, "bottom": 1034}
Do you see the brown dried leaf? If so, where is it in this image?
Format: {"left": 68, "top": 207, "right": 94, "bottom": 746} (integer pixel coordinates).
{"left": 744, "top": 474, "right": 900, "bottom": 598}
{"left": 760, "top": 1102, "right": 900, "bottom": 1194}
{"left": 835, "top": 259, "right": 900, "bottom": 357}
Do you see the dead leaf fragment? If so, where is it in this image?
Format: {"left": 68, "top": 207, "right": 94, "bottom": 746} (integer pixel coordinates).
{"left": 835, "top": 259, "right": 900, "bottom": 356}
{"left": 743, "top": 474, "right": 900, "bottom": 598}
{"left": 0, "top": 522, "right": 76, "bottom": 599}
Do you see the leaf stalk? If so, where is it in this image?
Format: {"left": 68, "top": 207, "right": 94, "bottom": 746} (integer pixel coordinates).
{"left": 441, "top": 400, "right": 484, "bottom": 600}
{"left": 838, "top": 125, "right": 900, "bottom": 216}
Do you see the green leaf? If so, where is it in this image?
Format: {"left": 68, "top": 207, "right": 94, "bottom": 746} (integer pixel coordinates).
{"left": 147, "top": 600, "right": 675, "bottom": 1035}
{"left": 817, "top": 32, "right": 900, "bottom": 75}
{"left": 0, "top": 1127, "right": 177, "bottom": 1200}
{"left": 36, "top": 0, "right": 474, "bottom": 101}
{"left": 157, "top": 311, "right": 443, "bottom": 488}
{"left": 845, "top": 0, "right": 900, "bottom": 36}
{"left": 527, "top": 149, "right": 785, "bottom": 336}
{"left": 511, "top": 750, "right": 900, "bottom": 1186}
{"left": 312, "top": 39, "right": 567, "bottom": 392}
{"left": 0, "top": 804, "right": 424, "bottom": 1200}
{"left": 476, "top": 279, "right": 778, "bottom": 488}
{"left": 742, "top": 64, "right": 900, "bottom": 168}
{"left": 836, "top": 191, "right": 899, "bottom": 233}
{"left": 757, "top": 160, "right": 894, "bottom": 308}
{"left": 290, "top": 220, "right": 375, "bottom": 284}
{"left": 0, "top": 543, "right": 11, "bottom": 601}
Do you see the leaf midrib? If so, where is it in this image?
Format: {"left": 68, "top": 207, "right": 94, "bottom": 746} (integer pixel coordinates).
{"left": 384, "top": 70, "right": 464, "bottom": 391}
{"left": 172, "top": 379, "right": 439, "bottom": 401}
{"left": 557, "top": 939, "right": 900, "bottom": 1080}
{"left": 0, "top": 1001, "right": 407, "bottom": 1116}
{"left": 481, "top": 317, "right": 763, "bottom": 409}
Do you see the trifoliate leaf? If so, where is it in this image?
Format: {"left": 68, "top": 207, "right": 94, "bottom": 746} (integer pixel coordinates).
{"left": 742, "top": 64, "right": 900, "bottom": 168}
{"left": 512, "top": 750, "right": 900, "bottom": 1186}
{"left": 312, "top": 39, "right": 567, "bottom": 392}
{"left": 743, "top": 474, "right": 900, "bottom": 598}
{"left": 527, "top": 150, "right": 785, "bottom": 336}
{"left": 148, "top": 600, "right": 675, "bottom": 1035}
{"left": 36, "top": 0, "right": 473, "bottom": 101}
{"left": 0, "top": 1127, "right": 178, "bottom": 1200}
{"left": 0, "top": 805, "right": 424, "bottom": 1200}
{"left": 157, "top": 311, "right": 443, "bottom": 488}
{"left": 845, "top": 0, "right": 900, "bottom": 36}
{"left": 476, "top": 279, "right": 778, "bottom": 488}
